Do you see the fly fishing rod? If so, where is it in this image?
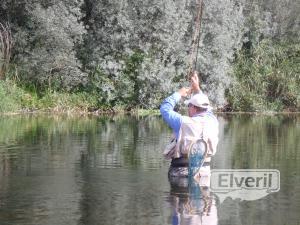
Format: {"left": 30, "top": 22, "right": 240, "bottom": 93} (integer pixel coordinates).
{"left": 186, "top": 0, "right": 204, "bottom": 81}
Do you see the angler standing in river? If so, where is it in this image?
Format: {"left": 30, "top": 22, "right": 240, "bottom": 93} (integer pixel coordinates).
{"left": 160, "top": 71, "right": 219, "bottom": 178}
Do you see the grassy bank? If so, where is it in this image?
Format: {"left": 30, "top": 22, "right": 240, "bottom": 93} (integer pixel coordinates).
{"left": 227, "top": 40, "right": 300, "bottom": 112}
{"left": 0, "top": 79, "right": 99, "bottom": 114}
{"left": 0, "top": 79, "right": 161, "bottom": 115}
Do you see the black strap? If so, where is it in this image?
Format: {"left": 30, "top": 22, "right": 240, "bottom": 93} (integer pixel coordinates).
{"left": 171, "top": 157, "right": 211, "bottom": 168}
{"left": 171, "top": 157, "right": 189, "bottom": 167}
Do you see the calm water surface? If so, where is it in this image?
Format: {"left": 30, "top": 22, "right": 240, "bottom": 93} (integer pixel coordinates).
{"left": 0, "top": 114, "right": 299, "bottom": 225}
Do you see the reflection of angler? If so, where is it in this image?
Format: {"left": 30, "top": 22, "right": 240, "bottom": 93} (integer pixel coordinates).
{"left": 169, "top": 176, "right": 218, "bottom": 225}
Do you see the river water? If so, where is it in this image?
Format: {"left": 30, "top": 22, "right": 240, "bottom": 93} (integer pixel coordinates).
{"left": 0, "top": 114, "right": 299, "bottom": 225}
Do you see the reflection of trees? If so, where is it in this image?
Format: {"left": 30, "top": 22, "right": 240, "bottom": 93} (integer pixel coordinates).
{"left": 0, "top": 114, "right": 173, "bottom": 225}
{"left": 0, "top": 115, "right": 97, "bottom": 172}
{"left": 0, "top": 114, "right": 299, "bottom": 225}
{"left": 0, "top": 114, "right": 172, "bottom": 170}
{"left": 83, "top": 115, "right": 171, "bottom": 168}
{"left": 217, "top": 114, "right": 300, "bottom": 169}
{"left": 214, "top": 114, "right": 300, "bottom": 225}
{"left": 0, "top": 115, "right": 96, "bottom": 225}
{"left": 77, "top": 115, "right": 174, "bottom": 225}
{"left": 0, "top": 113, "right": 174, "bottom": 173}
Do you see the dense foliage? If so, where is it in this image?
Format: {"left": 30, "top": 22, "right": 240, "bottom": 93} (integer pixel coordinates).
{"left": 227, "top": 40, "right": 300, "bottom": 112}
{"left": 0, "top": 0, "right": 299, "bottom": 112}
{"left": 0, "top": 0, "right": 87, "bottom": 89}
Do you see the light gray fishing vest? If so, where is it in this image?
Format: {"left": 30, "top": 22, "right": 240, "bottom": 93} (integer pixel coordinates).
{"left": 173, "top": 116, "right": 208, "bottom": 159}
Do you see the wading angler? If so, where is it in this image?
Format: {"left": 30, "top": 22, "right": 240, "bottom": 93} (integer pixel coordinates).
{"left": 160, "top": 71, "right": 219, "bottom": 180}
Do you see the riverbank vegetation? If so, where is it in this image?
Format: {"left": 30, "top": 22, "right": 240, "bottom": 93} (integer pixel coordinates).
{"left": 0, "top": 50, "right": 151, "bottom": 114}
{"left": 0, "top": 18, "right": 299, "bottom": 114}
{"left": 0, "top": 39, "right": 299, "bottom": 114}
{"left": 226, "top": 40, "right": 300, "bottom": 112}
{"left": 0, "top": 78, "right": 97, "bottom": 113}
{"left": 1, "top": 1, "right": 299, "bottom": 114}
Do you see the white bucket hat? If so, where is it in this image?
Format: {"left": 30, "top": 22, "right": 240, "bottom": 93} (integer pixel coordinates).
{"left": 184, "top": 93, "right": 211, "bottom": 109}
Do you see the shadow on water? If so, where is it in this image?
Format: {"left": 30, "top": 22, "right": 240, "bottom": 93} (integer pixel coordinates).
{"left": 0, "top": 114, "right": 299, "bottom": 225}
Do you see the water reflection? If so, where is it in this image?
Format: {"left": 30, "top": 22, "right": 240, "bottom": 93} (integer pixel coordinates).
{"left": 0, "top": 115, "right": 171, "bottom": 225}
{"left": 214, "top": 114, "right": 300, "bottom": 225}
{"left": 0, "top": 114, "right": 299, "bottom": 225}
{"left": 168, "top": 175, "right": 217, "bottom": 225}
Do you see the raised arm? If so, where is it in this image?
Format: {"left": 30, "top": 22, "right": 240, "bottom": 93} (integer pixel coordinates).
{"left": 160, "top": 87, "right": 190, "bottom": 138}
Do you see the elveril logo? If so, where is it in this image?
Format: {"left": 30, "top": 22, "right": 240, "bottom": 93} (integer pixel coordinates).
{"left": 210, "top": 169, "right": 280, "bottom": 203}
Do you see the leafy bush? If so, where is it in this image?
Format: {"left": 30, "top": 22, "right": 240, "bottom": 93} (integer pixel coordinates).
{"left": 87, "top": 50, "right": 145, "bottom": 109}
{"left": 0, "top": 0, "right": 87, "bottom": 90}
{"left": 227, "top": 40, "right": 300, "bottom": 112}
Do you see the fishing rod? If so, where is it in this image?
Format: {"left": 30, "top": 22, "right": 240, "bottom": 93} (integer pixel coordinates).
{"left": 186, "top": 0, "right": 204, "bottom": 81}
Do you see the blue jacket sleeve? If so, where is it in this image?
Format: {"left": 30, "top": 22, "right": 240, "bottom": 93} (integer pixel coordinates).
{"left": 160, "top": 92, "right": 182, "bottom": 138}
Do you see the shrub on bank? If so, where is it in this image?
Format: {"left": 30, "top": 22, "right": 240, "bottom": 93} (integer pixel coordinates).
{"left": 226, "top": 40, "right": 300, "bottom": 112}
